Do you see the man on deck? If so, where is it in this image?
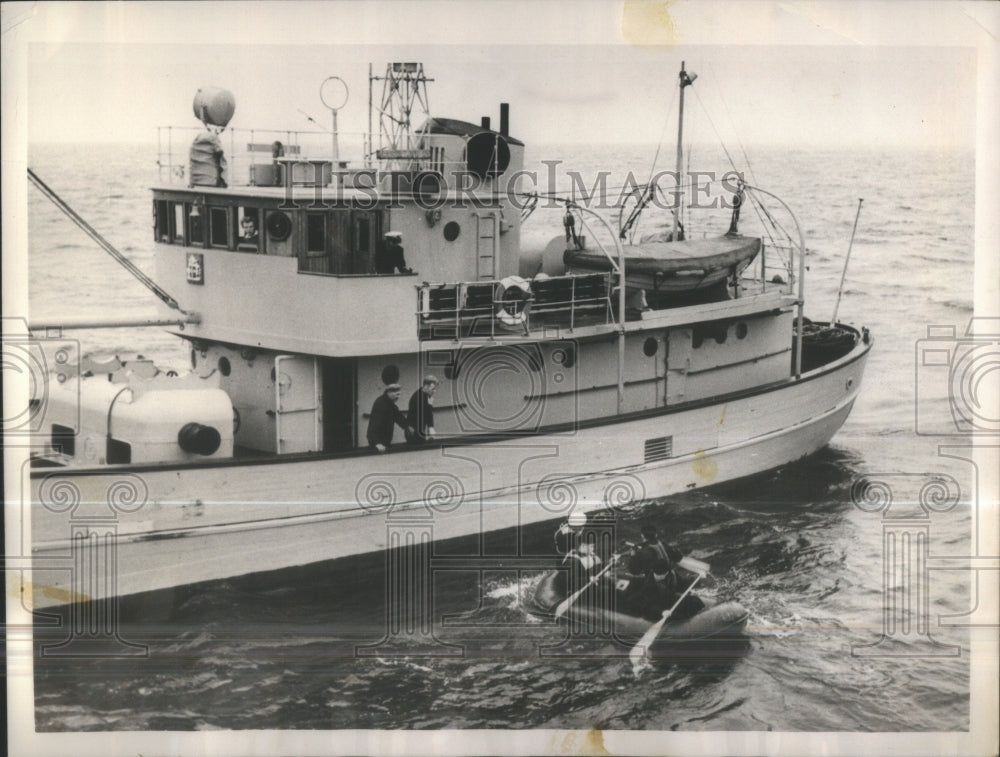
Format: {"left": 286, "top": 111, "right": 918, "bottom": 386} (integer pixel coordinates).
{"left": 376, "top": 231, "right": 411, "bottom": 274}
{"left": 407, "top": 375, "right": 439, "bottom": 443}
{"left": 366, "top": 382, "right": 413, "bottom": 452}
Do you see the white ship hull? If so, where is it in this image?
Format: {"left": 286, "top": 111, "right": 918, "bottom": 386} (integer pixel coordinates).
{"left": 25, "top": 343, "right": 868, "bottom": 609}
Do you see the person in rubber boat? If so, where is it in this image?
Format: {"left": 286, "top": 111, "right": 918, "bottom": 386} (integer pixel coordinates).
{"left": 553, "top": 514, "right": 588, "bottom": 557}
{"left": 406, "top": 375, "right": 438, "bottom": 444}
{"left": 620, "top": 525, "right": 705, "bottom": 622}
{"left": 376, "top": 231, "right": 412, "bottom": 274}
{"left": 553, "top": 516, "right": 605, "bottom": 579}
{"left": 366, "top": 382, "right": 414, "bottom": 452}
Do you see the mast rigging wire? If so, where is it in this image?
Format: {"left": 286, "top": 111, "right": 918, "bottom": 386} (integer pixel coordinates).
{"left": 689, "top": 86, "right": 794, "bottom": 269}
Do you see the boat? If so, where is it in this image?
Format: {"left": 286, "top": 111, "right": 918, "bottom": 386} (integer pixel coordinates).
{"left": 529, "top": 569, "right": 749, "bottom": 648}
{"left": 563, "top": 234, "right": 761, "bottom": 296}
{"left": 21, "top": 60, "right": 872, "bottom": 615}
{"left": 560, "top": 62, "right": 761, "bottom": 307}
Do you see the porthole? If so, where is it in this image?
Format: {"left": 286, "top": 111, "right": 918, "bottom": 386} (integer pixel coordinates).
{"left": 552, "top": 345, "right": 576, "bottom": 368}
{"left": 693, "top": 322, "right": 728, "bottom": 347}
{"left": 266, "top": 211, "right": 292, "bottom": 241}
{"left": 643, "top": 337, "right": 658, "bottom": 357}
{"left": 218, "top": 356, "right": 231, "bottom": 377}
{"left": 443, "top": 221, "right": 461, "bottom": 242}
{"left": 736, "top": 322, "right": 748, "bottom": 339}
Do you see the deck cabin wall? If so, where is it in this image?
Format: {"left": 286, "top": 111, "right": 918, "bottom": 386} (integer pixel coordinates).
{"left": 153, "top": 187, "right": 523, "bottom": 354}
{"left": 156, "top": 243, "right": 420, "bottom": 355}
{"left": 668, "top": 312, "right": 794, "bottom": 404}
{"left": 384, "top": 200, "right": 521, "bottom": 283}
{"left": 196, "top": 343, "right": 281, "bottom": 453}
{"left": 191, "top": 310, "right": 795, "bottom": 456}
{"left": 349, "top": 316, "right": 792, "bottom": 449}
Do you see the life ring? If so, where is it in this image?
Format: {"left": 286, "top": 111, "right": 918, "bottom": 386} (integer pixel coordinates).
{"left": 495, "top": 276, "right": 531, "bottom": 328}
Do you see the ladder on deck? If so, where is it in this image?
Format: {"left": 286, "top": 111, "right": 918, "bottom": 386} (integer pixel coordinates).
{"left": 476, "top": 212, "right": 499, "bottom": 280}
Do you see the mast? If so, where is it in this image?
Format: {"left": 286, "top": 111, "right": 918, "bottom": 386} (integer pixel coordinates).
{"left": 367, "top": 63, "right": 373, "bottom": 168}
{"left": 370, "top": 62, "right": 433, "bottom": 172}
{"left": 673, "top": 62, "right": 696, "bottom": 243}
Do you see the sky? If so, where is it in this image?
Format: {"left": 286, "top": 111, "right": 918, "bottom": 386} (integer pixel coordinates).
{"left": 11, "top": 4, "right": 982, "bottom": 151}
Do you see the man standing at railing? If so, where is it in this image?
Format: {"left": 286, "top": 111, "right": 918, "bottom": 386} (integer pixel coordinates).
{"left": 366, "top": 381, "right": 414, "bottom": 452}
{"left": 376, "top": 231, "right": 412, "bottom": 274}
{"left": 406, "top": 375, "right": 438, "bottom": 443}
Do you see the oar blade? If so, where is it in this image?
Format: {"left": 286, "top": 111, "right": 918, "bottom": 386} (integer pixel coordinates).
{"left": 629, "top": 610, "right": 669, "bottom": 672}
{"left": 628, "top": 572, "right": 704, "bottom": 674}
{"left": 677, "top": 556, "right": 710, "bottom": 576}
{"left": 554, "top": 598, "right": 572, "bottom": 620}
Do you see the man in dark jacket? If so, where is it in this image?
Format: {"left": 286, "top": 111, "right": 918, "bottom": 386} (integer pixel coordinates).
{"left": 406, "top": 375, "right": 439, "bottom": 443}
{"left": 622, "top": 524, "right": 704, "bottom": 620}
{"left": 376, "top": 231, "right": 411, "bottom": 274}
{"left": 366, "top": 383, "right": 412, "bottom": 452}
{"left": 632, "top": 525, "right": 682, "bottom": 584}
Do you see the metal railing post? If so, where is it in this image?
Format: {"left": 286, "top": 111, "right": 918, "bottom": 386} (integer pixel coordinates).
{"left": 570, "top": 276, "right": 576, "bottom": 331}
{"left": 565, "top": 202, "right": 625, "bottom": 411}
{"left": 746, "top": 184, "right": 806, "bottom": 379}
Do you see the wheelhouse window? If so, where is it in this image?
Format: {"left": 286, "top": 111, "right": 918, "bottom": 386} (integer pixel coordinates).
{"left": 237, "top": 206, "right": 260, "bottom": 251}
{"left": 154, "top": 200, "right": 169, "bottom": 242}
{"left": 187, "top": 203, "right": 205, "bottom": 246}
{"left": 299, "top": 211, "right": 330, "bottom": 273}
{"left": 210, "top": 207, "right": 230, "bottom": 248}
{"left": 172, "top": 203, "right": 185, "bottom": 243}
{"left": 306, "top": 212, "right": 326, "bottom": 253}
{"left": 356, "top": 215, "right": 370, "bottom": 252}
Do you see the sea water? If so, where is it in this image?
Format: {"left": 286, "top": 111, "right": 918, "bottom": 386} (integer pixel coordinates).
{"left": 26, "top": 142, "right": 976, "bottom": 731}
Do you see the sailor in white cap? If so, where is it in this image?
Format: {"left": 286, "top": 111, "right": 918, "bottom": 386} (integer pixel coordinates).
{"left": 376, "top": 230, "right": 411, "bottom": 274}
{"left": 366, "top": 372, "right": 413, "bottom": 452}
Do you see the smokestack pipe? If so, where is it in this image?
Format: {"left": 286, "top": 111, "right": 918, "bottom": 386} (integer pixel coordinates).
{"left": 481, "top": 116, "right": 491, "bottom": 130}
{"left": 500, "top": 103, "right": 509, "bottom": 137}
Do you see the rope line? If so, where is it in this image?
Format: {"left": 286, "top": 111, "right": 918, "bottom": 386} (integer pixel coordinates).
{"left": 28, "top": 167, "right": 185, "bottom": 312}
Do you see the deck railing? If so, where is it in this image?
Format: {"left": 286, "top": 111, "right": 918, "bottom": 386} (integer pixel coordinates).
{"left": 736, "top": 241, "right": 797, "bottom": 297}
{"left": 156, "top": 125, "right": 470, "bottom": 191}
{"left": 417, "top": 273, "right": 615, "bottom": 341}
{"left": 157, "top": 126, "right": 339, "bottom": 185}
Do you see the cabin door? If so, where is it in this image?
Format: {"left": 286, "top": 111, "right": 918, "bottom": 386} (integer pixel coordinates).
{"left": 327, "top": 209, "right": 352, "bottom": 274}
{"left": 351, "top": 211, "right": 381, "bottom": 274}
{"left": 321, "top": 357, "right": 356, "bottom": 451}
{"left": 274, "top": 355, "right": 321, "bottom": 454}
{"left": 666, "top": 328, "right": 692, "bottom": 405}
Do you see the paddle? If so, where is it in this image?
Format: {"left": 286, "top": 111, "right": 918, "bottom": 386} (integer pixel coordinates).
{"left": 677, "top": 556, "right": 710, "bottom": 576}
{"left": 629, "top": 568, "right": 707, "bottom": 674}
{"left": 554, "top": 553, "right": 620, "bottom": 620}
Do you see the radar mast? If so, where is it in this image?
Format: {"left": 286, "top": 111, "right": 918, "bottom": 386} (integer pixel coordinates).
{"left": 368, "top": 62, "right": 434, "bottom": 171}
